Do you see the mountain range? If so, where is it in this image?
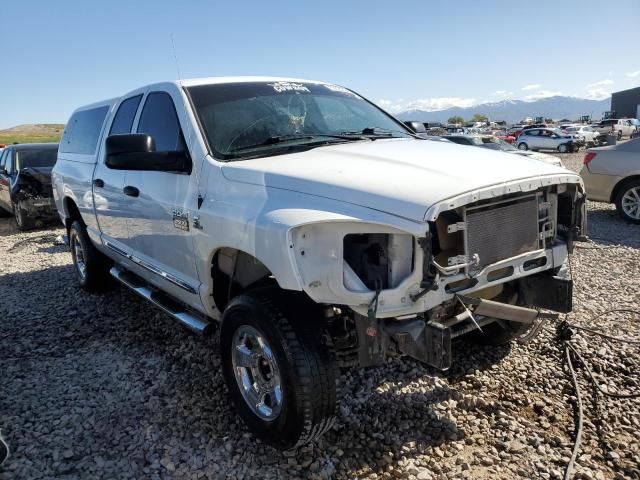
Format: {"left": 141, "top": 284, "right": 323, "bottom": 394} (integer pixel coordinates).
{"left": 396, "top": 96, "right": 611, "bottom": 124}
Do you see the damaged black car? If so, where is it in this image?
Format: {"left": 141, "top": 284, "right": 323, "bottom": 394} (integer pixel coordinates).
{"left": 0, "top": 143, "right": 59, "bottom": 230}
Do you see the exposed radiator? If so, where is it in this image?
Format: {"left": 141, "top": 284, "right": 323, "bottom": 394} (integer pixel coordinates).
{"left": 465, "top": 196, "right": 540, "bottom": 268}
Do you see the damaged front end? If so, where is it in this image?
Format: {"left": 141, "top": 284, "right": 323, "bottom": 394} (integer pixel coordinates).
{"left": 11, "top": 167, "right": 57, "bottom": 220}
{"left": 308, "top": 178, "right": 586, "bottom": 371}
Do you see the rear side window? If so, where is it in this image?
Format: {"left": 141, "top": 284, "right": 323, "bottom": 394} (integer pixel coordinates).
{"left": 136, "top": 92, "right": 185, "bottom": 152}
{"left": 109, "top": 95, "right": 143, "bottom": 135}
{"left": 60, "top": 106, "right": 109, "bottom": 154}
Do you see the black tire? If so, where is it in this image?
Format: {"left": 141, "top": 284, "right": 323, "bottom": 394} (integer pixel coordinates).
{"left": 517, "top": 142, "right": 528, "bottom": 151}
{"left": 69, "top": 220, "right": 112, "bottom": 291}
{"left": 220, "top": 291, "right": 337, "bottom": 450}
{"left": 617, "top": 130, "right": 622, "bottom": 140}
{"left": 467, "top": 285, "right": 533, "bottom": 346}
{"left": 13, "top": 201, "right": 36, "bottom": 231}
{"left": 0, "top": 206, "right": 11, "bottom": 218}
{"left": 614, "top": 178, "right": 640, "bottom": 224}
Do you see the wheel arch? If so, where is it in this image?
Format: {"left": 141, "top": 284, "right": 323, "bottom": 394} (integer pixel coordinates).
{"left": 610, "top": 175, "right": 640, "bottom": 203}
{"left": 210, "top": 247, "right": 280, "bottom": 313}
{"left": 62, "top": 196, "right": 84, "bottom": 231}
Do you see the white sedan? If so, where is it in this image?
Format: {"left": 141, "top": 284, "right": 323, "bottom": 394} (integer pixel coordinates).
{"left": 563, "top": 125, "right": 600, "bottom": 147}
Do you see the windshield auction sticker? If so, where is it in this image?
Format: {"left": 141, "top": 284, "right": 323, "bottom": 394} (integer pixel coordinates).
{"left": 268, "top": 82, "right": 310, "bottom": 93}
{"left": 323, "top": 84, "right": 356, "bottom": 96}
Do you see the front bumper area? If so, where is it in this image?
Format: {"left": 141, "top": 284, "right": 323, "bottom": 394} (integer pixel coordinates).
{"left": 19, "top": 197, "right": 57, "bottom": 220}
{"left": 355, "top": 271, "right": 570, "bottom": 370}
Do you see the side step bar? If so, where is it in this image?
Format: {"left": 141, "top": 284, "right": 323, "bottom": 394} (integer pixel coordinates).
{"left": 110, "top": 265, "right": 213, "bottom": 335}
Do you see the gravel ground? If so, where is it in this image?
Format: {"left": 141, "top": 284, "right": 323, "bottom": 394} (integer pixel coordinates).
{"left": 1, "top": 152, "right": 639, "bottom": 479}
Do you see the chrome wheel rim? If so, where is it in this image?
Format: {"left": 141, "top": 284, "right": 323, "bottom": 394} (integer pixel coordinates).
{"left": 231, "top": 325, "right": 283, "bottom": 421}
{"left": 621, "top": 186, "right": 640, "bottom": 220}
{"left": 70, "top": 231, "right": 87, "bottom": 280}
{"left": 559, "top": 144, "right": 567, "bottom": 153}
{"left": 518, "top": 143, "right": 526, "bottom": 150}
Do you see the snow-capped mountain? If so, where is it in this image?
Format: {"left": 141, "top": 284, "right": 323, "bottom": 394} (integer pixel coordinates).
{"left": 396, "top": 96, "right": 611, "bottom": 124}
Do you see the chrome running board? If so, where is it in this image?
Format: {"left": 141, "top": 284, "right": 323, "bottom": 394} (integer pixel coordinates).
{"left": 110, "top": 265, "right": 212, "bottom": 335}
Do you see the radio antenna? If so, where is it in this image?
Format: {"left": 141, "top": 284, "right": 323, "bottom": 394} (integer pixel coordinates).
{"left": 170, "top": 34, "right": 183, "bottom": 82}
{"left": 170, "top": 34, "right": 203, "bottom": 208}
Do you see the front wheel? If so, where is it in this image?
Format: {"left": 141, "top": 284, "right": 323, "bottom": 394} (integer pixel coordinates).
{"left": 615, "top": 179, "right": 640, "bottom": 224}
{"left": 220, "top": 292, "right": 337, "bottom": 450}
{"left": 518, "top": 142, "right": 528, "bottom": 150}
{"left": 13, "top": 202, "right": 35, "bottom": 231}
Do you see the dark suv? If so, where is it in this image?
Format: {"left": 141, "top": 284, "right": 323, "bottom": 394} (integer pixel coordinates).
{"left": 0, "top": 143, "right": 59, "bottom": 230}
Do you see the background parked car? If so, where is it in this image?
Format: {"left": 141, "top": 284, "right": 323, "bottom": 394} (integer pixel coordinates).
{"left": 443, "top": 134, "right": 563, "bottom": 166}
{"left": 516, "top": 128, "right": 576, "bottom": 153}
{"left": 491, "top": 129, "right": 516, "bottom": 143}
{"left": 0, "top": 143, "right": 59, "bottom": 230}
{"left": 563, "top": 125, "right": 600, "bottom": 147}
{"left": 581, "top": 138, "right": 640, "bottom": 223}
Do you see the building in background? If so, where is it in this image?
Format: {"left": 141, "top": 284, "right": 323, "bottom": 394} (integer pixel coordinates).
{"left": 611, "top": 86, "right": 640, "bottom": 118}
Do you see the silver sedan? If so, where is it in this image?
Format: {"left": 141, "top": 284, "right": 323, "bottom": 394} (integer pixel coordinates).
{"left": 580, "top": 138, "right": 640, "bottom": 223}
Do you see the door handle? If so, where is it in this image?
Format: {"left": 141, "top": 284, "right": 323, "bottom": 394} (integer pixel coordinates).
{"left": 123, "top": 186, "right": 140, "bottom": 197}
{"left": 93, "top": 178, "right": 105, "bottom": 188}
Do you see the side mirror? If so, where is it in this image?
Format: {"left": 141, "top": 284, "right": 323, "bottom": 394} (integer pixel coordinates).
{"left": 105, "top": 134, "right": 191, "bottom": 174}
{"left": 403, "top": 121, "right": 427, "bottom": 133}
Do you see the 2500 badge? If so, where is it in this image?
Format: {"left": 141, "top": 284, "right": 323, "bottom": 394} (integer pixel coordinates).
{"left": 172, "top": 210, "right": 189, "bottom": 231}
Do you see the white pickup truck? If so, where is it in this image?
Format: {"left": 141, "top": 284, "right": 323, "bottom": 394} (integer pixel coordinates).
{"left": 52, "top": 76, "right": 586, "bottom": 449}
{"left": 593, "top": 118, "right": 638, "bottom": 140}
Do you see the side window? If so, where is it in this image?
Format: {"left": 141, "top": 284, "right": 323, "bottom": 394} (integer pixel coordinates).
{"left": 60, "top": 106, "right": 110, "bottom": 154}
{"left": 0, "top": 150, "right": 6, "bottom": 170}
{"left": 109, "top": 95, "right": 143, "bottom": 135}
{"left": 136, "top": 92, "right": 185, "bottom": 152}
{"left": 5, "top": 150, "right": 14, "bottom": 174}
{"left": 526, "top": 129, "right": 538, "bottom": 136}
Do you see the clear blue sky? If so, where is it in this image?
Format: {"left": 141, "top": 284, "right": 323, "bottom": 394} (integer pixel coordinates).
{"left": 2, "top": 0, "right": 639, "bottom": 129}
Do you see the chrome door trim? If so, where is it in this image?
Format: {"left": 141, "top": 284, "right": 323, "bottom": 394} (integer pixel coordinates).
{"left": 104, "top": 240, "right": 198, "bottom": 295}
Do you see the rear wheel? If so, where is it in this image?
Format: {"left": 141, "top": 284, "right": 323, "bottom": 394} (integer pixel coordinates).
{"left": 13, "top": 202, "right": 35, "bottom": 231}
{"left": 518, "top": 142, "right": 528, "bottom": 150}
{"left": 617, "top": 130, "right": 623, "bottom": 140}
{"left": 558, "top": 143, "right": 568, "bottom": 153}
{"left": 220, "top": 291, "right": 337, "bottom": 450}
{"left": 614, "top": 179, "right": 640, "bottom": 224}
{"left": 69, "top": 220, "right": 112, "bottom": 291}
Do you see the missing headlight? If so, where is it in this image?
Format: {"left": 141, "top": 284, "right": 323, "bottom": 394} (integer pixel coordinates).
{"left": 343, "top": 233, "right": 414, "bottom": 291}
